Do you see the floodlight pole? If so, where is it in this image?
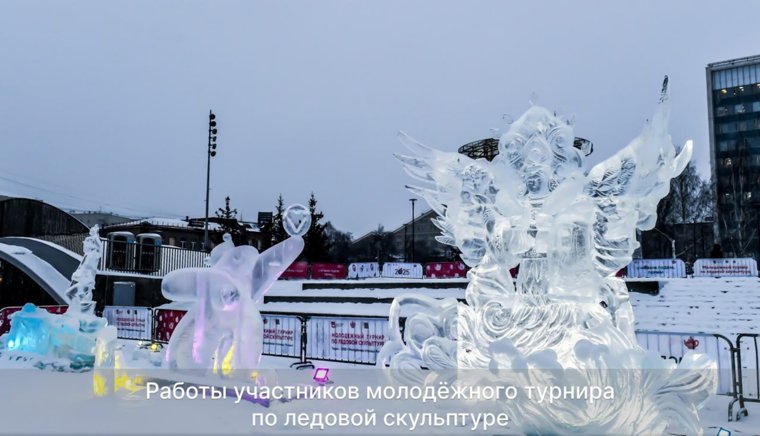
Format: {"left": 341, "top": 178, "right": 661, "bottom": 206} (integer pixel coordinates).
{"left": 410, "top": 198, "right": 417, "bottom": 263}
{"left": 204, "top": 110, "right": 218, "bottom": 251}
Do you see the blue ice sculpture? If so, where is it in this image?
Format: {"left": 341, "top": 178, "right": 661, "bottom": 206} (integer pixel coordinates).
{"left": 3, "top": 226, "right": 115, "bottom": 369}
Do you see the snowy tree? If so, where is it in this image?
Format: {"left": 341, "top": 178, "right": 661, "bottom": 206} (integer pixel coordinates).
{"left": 215, "top": 196, "right": 243, "bottom": 243}
{"left": 270, "top": 194, "right": 288, "bottom": 245}
{"left": 717, "top": 154, "right": 758, "bottom": 257}
{"left": 657, "top": 162, "right": 713, "bottom": 226}
{"left": 302, "top": 192, "right": 329, "bottom": 262}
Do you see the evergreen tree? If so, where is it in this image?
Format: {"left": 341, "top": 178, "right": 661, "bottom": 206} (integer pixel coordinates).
{"left": 303, "top": 192, "right": 329, "bottom": 262}
{"left": 215, "top": 196, "right": 238, "bottom": 221}
{"left": 215, "top": 196, "right": 242, "bottom": 243}
{"left": 271, "top": 194, "right": 288, "bottom": 244}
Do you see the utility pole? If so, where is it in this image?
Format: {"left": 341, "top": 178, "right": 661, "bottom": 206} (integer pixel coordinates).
{"left": 410, "top": 198, "right": 417, "bottom": 263}
{"left": 204, "top": 110, "right": 218, "bottom": 251}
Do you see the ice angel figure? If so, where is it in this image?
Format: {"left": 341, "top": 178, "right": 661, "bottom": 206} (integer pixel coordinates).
{"left": 378, "top": 78, "right": 717, "bottom": 434}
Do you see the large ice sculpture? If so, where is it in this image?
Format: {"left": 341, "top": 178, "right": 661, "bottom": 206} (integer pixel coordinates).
{"left": 378, "top": 78, "right": 717, "bottom": 434}
{"left": 4, "top": 226, "right": 115, "bottom": 369}
{"left": 162, "top": 207, "right": 308, "bottom": 378}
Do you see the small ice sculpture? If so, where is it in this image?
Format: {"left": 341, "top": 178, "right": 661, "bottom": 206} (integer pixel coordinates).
{"left": 4, "top": 226, "right": 115, "bottom": 369}
{"left": 163, "top": 206, "right": 308, "bottom": 378}
{"left": 379, "top": 78, "right": 717, "bottom": 434}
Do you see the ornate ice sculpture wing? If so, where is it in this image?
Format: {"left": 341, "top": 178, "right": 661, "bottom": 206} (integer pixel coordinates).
{"left": 584, "top": 77, "right": 691, "bottom": 278}
{"left": 380, "top": 78, "right": 715, "bottom": 435}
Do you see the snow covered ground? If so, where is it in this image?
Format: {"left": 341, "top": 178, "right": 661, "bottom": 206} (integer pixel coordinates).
{"left": 263, "top": 277, "right": 760, "bottom": 338}
{"left": 0, "top": 350, "right": 755, "bottom": 435}
{"left": 631, "top": 277, "right": 760, "bottom": 336}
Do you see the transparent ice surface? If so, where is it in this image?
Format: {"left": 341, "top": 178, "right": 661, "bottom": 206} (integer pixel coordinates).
{"left": 379, "top": 78, "right": 716, "bottom": 434}
{"left": 163, "top": 232, "right": 304, "bottom": 378}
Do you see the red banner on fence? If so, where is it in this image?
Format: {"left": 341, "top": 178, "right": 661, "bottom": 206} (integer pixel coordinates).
{"left": 0, "top": 305, "right": 68, "bottom": 335}
{"left": 310, "top": 263, "right": 347, "bottom": 280}
{"left": 424, "top": 261, "right": 469, "bottom": 278}
{"left": 280, "top": 261, "right": 309, "bottom": 280}
{"left": 153, "top": 308, "right": 188, "bottom": 342}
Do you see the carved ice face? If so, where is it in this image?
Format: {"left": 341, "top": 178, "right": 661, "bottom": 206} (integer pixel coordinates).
{"left": 525, "top": 170, "right": 546, "bottom": 195}
{"left": 497, "top": 106, "right": 585, "bottom": 201}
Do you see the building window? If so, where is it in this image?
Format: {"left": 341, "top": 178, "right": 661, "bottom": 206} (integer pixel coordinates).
{"left": 719, "top": 123, "right": 737, "bottom": 134}
{"left": 753, "top": 102, "right": 760, "bottom": 112}
{"left": 723, "top": 158, "right": 733, "bottom": 168}
{"left": 719, "top": 140, "right": 736, "bottom": 152}
{"left": 716, "top": 106, "right": 730, "bottom": 117}
{"left": 745, "top": 192, "right": 753, "bottom": 201}
{"left": 736, "top": 104, "right": 746, "bottom": 114}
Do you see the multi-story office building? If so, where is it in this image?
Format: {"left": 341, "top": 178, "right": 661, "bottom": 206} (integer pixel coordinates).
{"left": 707, "top": 55, "right": 760, "bottom": 259}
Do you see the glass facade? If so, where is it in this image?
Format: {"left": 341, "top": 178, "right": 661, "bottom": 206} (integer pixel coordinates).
{"left": 708, "top": 56, "right": 760, "bottom": 259}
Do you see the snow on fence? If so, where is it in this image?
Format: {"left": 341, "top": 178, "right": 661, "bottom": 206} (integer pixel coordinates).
{"left": 381, "top": 262, "right": 423, "bottom": 279}
{"left": 693, "top": 258, "right": 758, "bottom": 277}
{"left": 627, "top": 259, "right": 686, "bottom": 278}
{"left": 348, "top": 262, "right": 380, "bottom": 279}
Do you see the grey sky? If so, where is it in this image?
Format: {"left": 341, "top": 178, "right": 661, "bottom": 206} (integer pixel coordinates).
{"left": 1, "top": 1, "right": 759, "bottom": 237}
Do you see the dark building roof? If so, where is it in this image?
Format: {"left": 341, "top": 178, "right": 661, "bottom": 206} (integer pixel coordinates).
{"left": 0, "top": 196, "right": 88, "bottom": 237}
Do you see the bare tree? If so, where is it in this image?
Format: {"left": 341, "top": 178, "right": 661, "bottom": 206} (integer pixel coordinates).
{"left": 718, "top": 153, "right": 758, "bottom": 257}
{"left": 652, "top": 162, "right": 715, "bottom": 260}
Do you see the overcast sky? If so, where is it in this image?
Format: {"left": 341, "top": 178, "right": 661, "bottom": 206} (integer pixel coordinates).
{"left": 2, "top": 1, "right": 760, "bottom": 237}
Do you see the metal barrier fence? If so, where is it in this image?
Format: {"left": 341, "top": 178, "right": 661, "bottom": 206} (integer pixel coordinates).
{"left": 98, "top": 238, "right": 208, "bottom": 277}
{"left": 732, "top": 333, "right": 760, "bottom": 421}
{"left": 151, "top": 308, "right": 390, "bottom": 365}
{"left": 635, "top": 330, "right": 735, "bottom": 394}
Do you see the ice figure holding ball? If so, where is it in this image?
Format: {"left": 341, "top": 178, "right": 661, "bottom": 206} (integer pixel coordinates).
{"left": 379, "top": 78, "right": 717, "bottom": 434}
{"left": 162, "top": 204, "right": 309, "bottom": 377}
